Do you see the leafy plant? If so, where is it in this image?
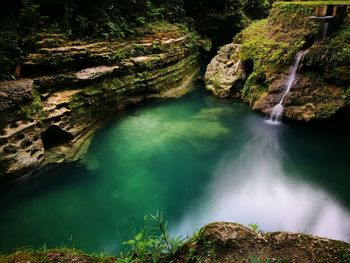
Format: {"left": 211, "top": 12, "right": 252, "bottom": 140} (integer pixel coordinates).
{"left": 122, "top": 211, "right": 185, "bottom": 262}
{"left": 248, "top": 223, "right": 263, "bottom": 234}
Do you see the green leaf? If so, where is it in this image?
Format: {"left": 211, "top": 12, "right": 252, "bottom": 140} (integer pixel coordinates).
{"left": 135, "top": 232, "right": 143, "bottom": 241}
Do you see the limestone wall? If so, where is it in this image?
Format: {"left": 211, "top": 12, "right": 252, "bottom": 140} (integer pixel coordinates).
{"left": 0, "top": 27, "right": 206, "bottom": 179}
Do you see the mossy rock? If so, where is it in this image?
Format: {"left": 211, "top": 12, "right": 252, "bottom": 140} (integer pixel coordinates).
{"left": 216, "top": 1, "right": 350, "bottom": 121}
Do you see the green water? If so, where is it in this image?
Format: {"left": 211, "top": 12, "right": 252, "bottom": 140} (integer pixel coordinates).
{"left": 1, "top": 83, "right": 350, "bottom": 254}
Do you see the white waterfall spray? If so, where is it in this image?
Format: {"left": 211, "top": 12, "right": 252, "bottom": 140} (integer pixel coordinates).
{"left": 322, "top": 22, "right": 329, "bottom": 41}
{"left": 267, "top": 50, "right": 308, "bottom": 124}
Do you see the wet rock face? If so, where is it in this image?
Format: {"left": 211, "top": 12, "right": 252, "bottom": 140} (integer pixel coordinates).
{"left": 173, "top": 222, "right": 350, "bottom": 263}
{"left": 0, "top": 25, "right": 204, "bottom": 179}
{"left": 253, "top": 73, "right": 346, "bottom": 121}
{"left": 205, "top": 44, "right": 245, "bottom": 98}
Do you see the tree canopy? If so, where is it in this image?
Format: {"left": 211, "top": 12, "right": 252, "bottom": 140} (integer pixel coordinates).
{"left": 0, "top": 0, "right": 272, "bottom": 80}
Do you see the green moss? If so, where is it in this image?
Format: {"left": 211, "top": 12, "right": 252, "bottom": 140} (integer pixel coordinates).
{"left": 306, "top": 23, "right": 350, "bottom": 65}
{"left": 235, "top": 19, "right": 268, "bottom": 44}
{"left": 268, "top": 3, "right": 319, "bottom": 43}
{"left": 241, "top": 72, "right": 268, "bottom": 106}
{"left": 19, "top": 87, "right": 46, "bottom": 121}
{"left": 234, "top": 1, "right": 350, "bottom": 108}
{"left": 68, "top": 52, "right": 199, "bottom": 122}
{"left": 304, "top": 21, "right": 350, "bottom": 85}
{"left": 237, "top": 10, "right": 310, "bottom": 71}
{"left": 240, "top": 34, "right": 300, "bottom": 71}
{"left": 208, "top": 76, "right": 223, "bottom": 87}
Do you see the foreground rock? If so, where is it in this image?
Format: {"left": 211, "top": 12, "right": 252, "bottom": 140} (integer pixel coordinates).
{"left": 173, "top": 222, "right": 350, "bottom": 263}
{"left": 0, "top": 248, "right": 115, "bottom": 263}
{"left": 205, "top": 2, "right": 350, "bottom": 121}
{"left": 205, "top": 43, "right": 245, "bottom": 98}
{"left": 1, "top": 223, "right": 349, "bottom": 263}
{"left": 0, "top": 23, "right": 208, "bottom": 179}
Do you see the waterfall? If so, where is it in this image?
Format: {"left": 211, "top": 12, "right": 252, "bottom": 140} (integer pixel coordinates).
{"left": 267, "top": 51, "right": 307, "bottom": 124}
{"left": 322, "top": 22, "right": 329, "bottom": 41}
{"left": 308, "top": 15, "right": 333, "bottom": 42}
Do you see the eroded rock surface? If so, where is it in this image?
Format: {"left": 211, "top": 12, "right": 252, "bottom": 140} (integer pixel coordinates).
{"left": 173, "top": 222, "right": 350, "bottom": 263}
{"left": 0, "top": 80, "right": 34, "bottom": 111}
{"left": 2, "top": 222, "right": 349, "bottom": 263}
{"left": 0, "top": 24, "right": 206, "bottom": 179}
{"left": 205, "top": 43, "right": 245, "bottom": 98}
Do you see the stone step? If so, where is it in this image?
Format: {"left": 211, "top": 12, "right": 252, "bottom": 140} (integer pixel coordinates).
{"left": 43, "top": 90, "right": 81, "bottom": 111}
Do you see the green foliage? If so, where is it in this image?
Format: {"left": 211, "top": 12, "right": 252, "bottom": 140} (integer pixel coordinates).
{"left": 0, "top": 31, "right": 21, "bottom": 81}
{"left": 306, "top": 23, "right": 350, "bottom": 67}
{"left": 237, "top": 2, "right": 318, "bottom": 71}
{"left": 185, "top": 0, "right": 271, "bottom": 19}
{"left": 0, "top": 0, "right": 47, "bottom": 81}
{"left": 268, "top": 2, "right": 320, "bottom": 44}
{"left": 248, "top": 223, "right": 262, "bottom": 234}
{"left": 121, "top": 211, "right": 184, "bottom": 262}
{"left": 241, "top": 36, "right": 293, "bottom": 70}
{"left": 19, "top": 0, "right": 47, "bottom": 36}
{"left": 207, "top": 76, "right": 223, "bottom": 88}
{"left": 339, "top": 252, "right": 350, "bottom": 263}
{"left": 241, "top": 0, "right": 273, "bottom": 19}
{"left": 236, "top": 2, "right": 332, "bottom": 106}
{"left": 19, "top": 87, "right": 46, "bottom": 121}
{"left": 0, "top": 0, "right": 275, "bottom": 80}
{"left": 241, "top": 71, "right": 268, "bottom": 106}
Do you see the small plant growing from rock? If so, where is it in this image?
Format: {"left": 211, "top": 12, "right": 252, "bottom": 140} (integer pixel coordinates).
{"left": 248, "top": 223, "right": 263, "bottom": 234}
{"left": 122, "top": 211, "right": 184, "bottom": 262}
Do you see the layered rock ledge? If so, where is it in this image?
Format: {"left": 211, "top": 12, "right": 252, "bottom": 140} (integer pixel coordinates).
{"left": 0, "top": 23, "right": 208, "bottom": 179}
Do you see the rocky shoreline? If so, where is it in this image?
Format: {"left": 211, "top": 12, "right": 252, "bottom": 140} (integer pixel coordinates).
{"left": 173, "top": 222, "right": 350, "bottom": 263}
{"left": 1, "top": 222, "right": 349, "bottom": 263}
{"left": 0, "top": 23, "right": 208, "bottom": 180}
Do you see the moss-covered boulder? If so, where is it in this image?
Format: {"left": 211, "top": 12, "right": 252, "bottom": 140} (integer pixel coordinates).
{"left": 205, "top": 43, "right": 245, "bottom": 97}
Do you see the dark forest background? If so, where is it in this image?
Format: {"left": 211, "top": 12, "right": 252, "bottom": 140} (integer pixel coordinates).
{"left": 0, "top": 0, "right": 272, "bottom": 80}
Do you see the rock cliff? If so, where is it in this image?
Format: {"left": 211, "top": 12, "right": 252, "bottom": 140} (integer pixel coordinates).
{"left": 0, "top": 23, "right": 207, "bottom": 179}
{"left": 205, "top": 2, "right": 350, "bottom": 121}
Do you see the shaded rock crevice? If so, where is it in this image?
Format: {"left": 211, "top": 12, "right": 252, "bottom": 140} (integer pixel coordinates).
{"left": 41, "top": 126, "right": 74, "bottom": 150}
